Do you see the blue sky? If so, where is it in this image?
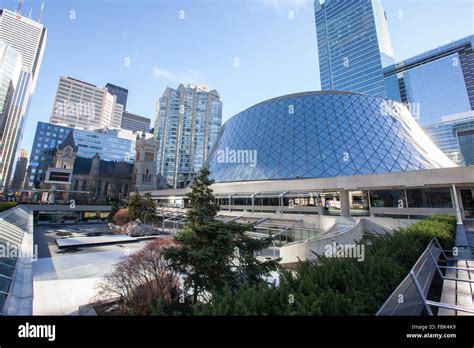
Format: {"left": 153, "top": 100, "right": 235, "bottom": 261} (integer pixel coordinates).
{"left": 2, "top": 0, "right": 473, "bottom": 155}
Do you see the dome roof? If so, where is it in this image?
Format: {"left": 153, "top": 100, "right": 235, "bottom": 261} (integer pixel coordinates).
{"left": 206, "top": 91, "right": 456, "bottom": 182}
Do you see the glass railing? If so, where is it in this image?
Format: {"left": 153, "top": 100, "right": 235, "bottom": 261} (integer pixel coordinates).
{"left": 253, "top": 226, "right": 322, "bottom": 246}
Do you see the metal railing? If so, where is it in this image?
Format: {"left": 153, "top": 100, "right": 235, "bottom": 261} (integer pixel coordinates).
{"left": 376, "top": 238, "right": 474, "bottom": 316}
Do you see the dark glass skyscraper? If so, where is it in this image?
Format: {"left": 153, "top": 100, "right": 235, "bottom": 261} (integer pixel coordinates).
{"left": 105, "top": 83, "right": 128, "bottom": 109}
{"left": 314, "top": 0, "right": 395, "bottom": 97}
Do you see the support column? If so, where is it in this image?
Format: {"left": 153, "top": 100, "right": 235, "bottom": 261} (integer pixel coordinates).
{"left": 49, "top": 184, "right": 57, "bottom": 204}
{"left": 339, "top": 190, "right": 350, "bottom": 217}
{"left": 451, "top": 184, "right": 463, "bottom": 223}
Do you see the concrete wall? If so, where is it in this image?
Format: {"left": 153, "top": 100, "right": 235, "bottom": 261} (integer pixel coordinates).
{"left": 280, "top": 219, "right": 364, "bottom": 264}
{"left": 359, "top": 217, "right": 417, "bottom": 234}
{"left": 370, "top": 207, "right": 456, "bottom": 217}
{"left": 27, "top": 204, "right": 112, "bottom": 212}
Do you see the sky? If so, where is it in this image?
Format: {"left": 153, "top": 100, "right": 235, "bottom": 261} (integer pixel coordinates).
{"left": 1, "top": 0, "right": 473, "bottom": 156}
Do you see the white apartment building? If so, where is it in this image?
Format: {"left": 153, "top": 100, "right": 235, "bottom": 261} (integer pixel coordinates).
{"left": 50, "top": 76, "right": 123, "bottom": 130}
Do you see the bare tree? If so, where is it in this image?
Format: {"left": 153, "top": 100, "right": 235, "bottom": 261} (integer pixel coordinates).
{"left": 97, "top": 238, "right": 180, "bottom": 315}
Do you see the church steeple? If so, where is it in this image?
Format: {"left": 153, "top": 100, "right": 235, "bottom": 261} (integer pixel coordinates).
{"left": 58, "top": 131, "right": 78, "bottom": 152}
{"left": 54, "top": 131, "right": 77, "bottom": 169}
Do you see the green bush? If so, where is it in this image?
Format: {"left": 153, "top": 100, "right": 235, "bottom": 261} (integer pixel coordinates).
{"left": 398, "top": 214, "right": 456, "bottom": 250}
{"left": 194, "top": 215, "right": 457, "bottom": 316}
{"left": 0, "top": 202, "right": 18, "bottom": 213}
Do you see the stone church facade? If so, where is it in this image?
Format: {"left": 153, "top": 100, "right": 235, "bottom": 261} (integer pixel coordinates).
{"left": 39, "top": 131, "right": 158, "bottom": 204}
{"left": 131, "top": 132, "right": 158, "bottom": 193}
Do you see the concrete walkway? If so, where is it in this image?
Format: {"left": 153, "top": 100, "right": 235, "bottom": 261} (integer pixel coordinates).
{"left": 437, "top": 222, "right": 474, "bottom": 315}
{"left": 464, "top": 220, "right": 474, "bottom": 255}
{"left": 439, "top": 259, "right": 474, "bottom": 315}
{"left": 33, "top": 249, "right": 133, "bottom": 315}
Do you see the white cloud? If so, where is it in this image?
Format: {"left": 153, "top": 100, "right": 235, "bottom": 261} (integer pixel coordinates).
{"left": 152, "top": 68, "right": 175, "bottom": 80}
{"left": 262, "top": 0, "right": 312, "bottom": 12}
{"left": 152, "top": 67, "right": 203, "bottom": 85}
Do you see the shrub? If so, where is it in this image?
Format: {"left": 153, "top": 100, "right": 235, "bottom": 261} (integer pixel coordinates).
{"left": 108, "top": 202, "right": 119, "bottom": 222}
{"left": 112, "top": 208, "right": 129, "bottom": 226}
{"left": 0, "top": 202, "right": 18, "bottom": 213}
{"left": 398, "top": 214, "right": 456, "bottom": 250}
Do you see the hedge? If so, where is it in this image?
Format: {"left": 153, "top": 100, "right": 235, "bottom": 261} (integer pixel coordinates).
{"left": 0, "top": 202, "right": 18, "bottom": 213}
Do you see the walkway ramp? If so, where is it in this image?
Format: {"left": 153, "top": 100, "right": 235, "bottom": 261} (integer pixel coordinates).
{"left": 377, "top": 238, "right": 474, "bottom": 316}
{"left": 439, "top": 259, "right": 474, "bottom": 315}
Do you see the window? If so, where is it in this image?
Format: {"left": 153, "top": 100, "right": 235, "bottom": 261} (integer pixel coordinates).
{"left": 406, "top": 188, "right": 453, "bottom": 208}
{"left": 145, "top": 152, "right": 154, "bottom": 161}
{"left": 369, "top": 190, "right": 406, "bottom": 208}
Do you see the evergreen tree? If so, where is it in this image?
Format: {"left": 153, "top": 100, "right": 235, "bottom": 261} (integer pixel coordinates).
{"left": 163, "top": 167, "right": 279, "bottom": 304}
{"left": 127, "top": 192, "right": 158, "bottom": 224}
{"left": 185, "top": 167, "right": 218, "bottom": 226}
{"left": 142, "top": 193, "right": 158, "bottom": 224}
{"left": 127, "top": 192, "right": 143, "bottom": 221}
{"left": 108, "top": 201, "right": 119, "bottom": 222}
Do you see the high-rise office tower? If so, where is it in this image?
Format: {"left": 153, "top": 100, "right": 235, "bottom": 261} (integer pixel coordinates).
{"left": 314, "top": 0, "right": 394, "bottom": 97}
{"left": 106, "top": 83, "right": 150, "bottom": 132}
{"left": 121, "top": 111, "right": 151, "bottom": 133}
{"left": 154, "top": 84, "right": 222, "bottom": 189}
{"left": 384, "top": 35, "right": 474, "bottom": 165}
{"left": 0, "top": 41, "right": 22, "bottom": 147}
{"left": 10, "top": 148, "right": 27, "bottom": 191}
{"left": 105, "top": 83, "right": 128, "bottom": 110}
{"left": 50, "top": 76, "right": 124, "bottom": 129}
{"left": 0, "top": 8, "right": 47, "bottom": 193}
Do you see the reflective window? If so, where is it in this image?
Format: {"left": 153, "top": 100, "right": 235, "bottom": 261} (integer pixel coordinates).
{"left": 406, "top": 188, "right": 453, "bottom": 208}
{"left": 370, "top": 190, "right": 406, "bottom": 208}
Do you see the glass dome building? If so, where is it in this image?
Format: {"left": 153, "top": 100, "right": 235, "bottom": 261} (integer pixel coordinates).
{"left": 206, "top": 91, "right": 456, "bottom": 183}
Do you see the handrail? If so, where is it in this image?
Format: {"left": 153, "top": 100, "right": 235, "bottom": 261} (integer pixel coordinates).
{"left": 223, "top": 215, "right": 243, "bottom": 224}
{"left": 376, "top": 237, "right": 474, "bottom": 316}
{"left": 425, "top": 300, "right": 474, "bottom": 314}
